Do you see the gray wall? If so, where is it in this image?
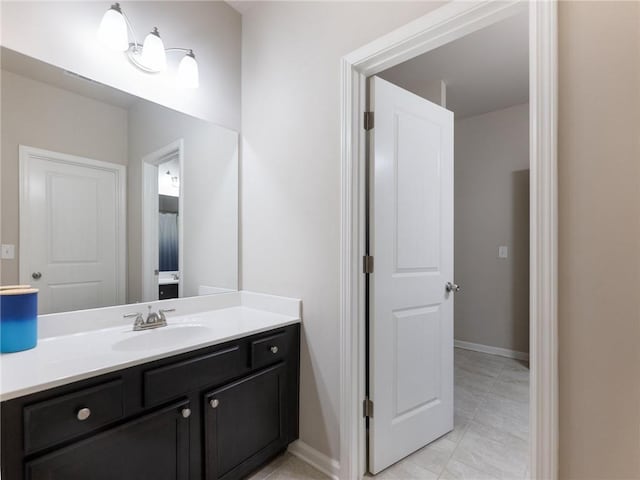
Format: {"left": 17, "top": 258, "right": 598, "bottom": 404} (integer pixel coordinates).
{"left": 558, "top": 2, "right": 640, "bottom": 477}
{"left": 0, "top": 70, "right": 128, "bottom": 286}
{"left": 241, "top": 0, "right": 445, "bottom": 461}
{"left": 127, "top": 101, "right": 238, "bottom": 303}
{"left": 454, "top": 103, "right": 529, "bottom": 354}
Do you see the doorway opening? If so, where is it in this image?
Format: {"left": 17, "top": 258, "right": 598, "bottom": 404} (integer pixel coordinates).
{"left": 339, "top": 2, "right": 557, "bottom": 480}
{"left": 142, "top": 139, "right": 184, "bottom": 302}
{"left": 366, "top": 10, "right": 530, "bottom": 476}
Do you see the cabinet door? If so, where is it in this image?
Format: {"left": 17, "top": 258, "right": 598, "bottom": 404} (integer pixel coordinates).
{"left": 26, "top": 401, "right": 191, "bottom": 480}
{"left": 205, "top": 363, "right": 288, "bottom": 480}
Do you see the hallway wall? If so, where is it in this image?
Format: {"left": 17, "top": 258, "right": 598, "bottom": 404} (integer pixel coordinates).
{"left": 454, "top": 103, "right": 530, "bottom": 355}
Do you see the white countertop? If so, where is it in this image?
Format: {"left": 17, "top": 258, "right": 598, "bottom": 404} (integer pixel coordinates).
{"left": 0, "top": 292, "right": 301, "bottom": 402}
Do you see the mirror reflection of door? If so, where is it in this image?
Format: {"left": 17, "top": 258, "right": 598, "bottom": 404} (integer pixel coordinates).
{"left": 19, "top": 146, "right": 126, "bottom": 314}
{"left": 2, "top": 47, "right": 239, "bottom": 312}
{"left": 142, "top": 141, "right": 183, "bottom": 302}
{"left": 158, "top": 156, "right": 181, "bottom": 300}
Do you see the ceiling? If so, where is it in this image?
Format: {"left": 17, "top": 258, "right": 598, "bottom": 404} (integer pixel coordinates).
{"left": 225, "top": 1, "right": 255, "bottom": 15}
{"left": 379, "top": 11, "right": 529, "bottom": 119}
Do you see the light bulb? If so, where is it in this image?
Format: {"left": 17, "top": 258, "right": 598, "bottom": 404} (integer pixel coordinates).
{"left": 140, "top": 27, "right": 167, "bottom": 72}
{"left": 97, "top": 3, "right": 129, "bottom": 52}
{"left": 177, "top": 51, "right": 199, "bottom": 88}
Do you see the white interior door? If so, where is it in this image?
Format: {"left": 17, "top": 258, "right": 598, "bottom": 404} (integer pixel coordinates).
{"left": 369, "top": 76, "right": 455, "bottom": 474}
{"left": 19, "top": 146, "right": 126, "bottom": 314}
{"left": 142, "top": 161, "right": 160, "bottom": 302}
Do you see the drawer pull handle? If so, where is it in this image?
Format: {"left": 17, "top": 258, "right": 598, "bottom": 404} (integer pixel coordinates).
{"left": 181, "top": 408, "right": 191, "bottom": 419}
{"left": 210, "top": 399, "right": 219, "bottom": 409}
{"left": 270, "top": 346, "right": 279, "bottom": 354}
{"left": 76, "top": 408, "right": 91, "bottom": 421}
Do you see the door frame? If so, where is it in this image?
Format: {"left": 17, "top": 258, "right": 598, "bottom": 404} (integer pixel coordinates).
{"left": 338, "top": 1, "right": 558, "bottom": 479}
{"left": 141, "top": 139, "right": 185, "bottom": 301}
{"left": 19, "top": 145, "right": 127, "bottom": 306}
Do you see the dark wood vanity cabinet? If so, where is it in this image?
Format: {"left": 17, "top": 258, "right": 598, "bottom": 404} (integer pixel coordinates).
{"left": 205, "top": 364, "right": 288, "bottom": 480}
{"left": 1, "top": 324, "right": 300, "bottom": 480}
{"left": 25, "top": 400, "right": 191, "bottom": 480}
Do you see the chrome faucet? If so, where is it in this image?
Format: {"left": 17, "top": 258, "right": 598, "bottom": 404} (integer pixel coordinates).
{"left": 124, "top": 305, "right": 175, "bottom": 331}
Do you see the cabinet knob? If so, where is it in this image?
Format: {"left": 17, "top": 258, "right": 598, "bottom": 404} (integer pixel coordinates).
{"left": 77, "top": 407, "right": 91, "bottom": 421}
{"left": 270, "top": 346, "right": 279, "bottom": 354}
{"left": 181, "top": 408, "right": 191, "bottom": 418}
{"left": 210, "top": 399, "right": 219, "bottom": 409}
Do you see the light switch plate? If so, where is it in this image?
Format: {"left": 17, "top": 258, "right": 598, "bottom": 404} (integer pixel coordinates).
{"left": 498, "top": 246, "right": 508, "bottom": 259}
{"left": 1, "top": 244, "right": 15, "bottom": 260}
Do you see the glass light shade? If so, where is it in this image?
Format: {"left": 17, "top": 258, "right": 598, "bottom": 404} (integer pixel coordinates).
{"left": 178, "top": 52, "right": 199, "bottom": 89}
{"left": 140, "top": 28, "right": 167, "bottom": 72}
{"left": 97, "top": 4, "right": 129, "bottom": 52}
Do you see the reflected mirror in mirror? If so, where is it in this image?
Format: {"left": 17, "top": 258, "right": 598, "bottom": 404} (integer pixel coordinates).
{"left": 0, "top": 48, "right": 238, "bottom": 315}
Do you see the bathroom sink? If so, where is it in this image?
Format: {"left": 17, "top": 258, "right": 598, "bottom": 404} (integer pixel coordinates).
{"left": 112, "top": 325, "right": 213, "bottom": 352}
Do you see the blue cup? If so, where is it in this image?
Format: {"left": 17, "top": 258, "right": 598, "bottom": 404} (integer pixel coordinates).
{"left": 0, "top": 287, "right": 38, "bottom": 353}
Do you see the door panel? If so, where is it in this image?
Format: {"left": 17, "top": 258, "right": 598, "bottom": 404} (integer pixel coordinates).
{"left": 19, "top": 147, "right": 125, "bottom": 314}
{"left": 369, "top": 76, "right": 454, "bottom": 474}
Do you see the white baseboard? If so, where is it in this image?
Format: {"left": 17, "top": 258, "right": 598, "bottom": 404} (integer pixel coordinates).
{"left": 454, "top": 339, "right": 529, "bottom": 361}
{"left": 288, "top": 440, "right": 340, "bottom": 480}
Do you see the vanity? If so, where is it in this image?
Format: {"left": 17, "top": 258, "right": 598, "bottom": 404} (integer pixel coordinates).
{"left": 0, "top": 35, "right": 295, "bottom": 480}
{"left": 0, "top": 292, "right": 301, "bottom": 480}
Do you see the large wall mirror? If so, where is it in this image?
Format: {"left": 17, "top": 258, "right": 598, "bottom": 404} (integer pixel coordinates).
{"left": 1, "top": 47, "right": 238, "bottom": 315}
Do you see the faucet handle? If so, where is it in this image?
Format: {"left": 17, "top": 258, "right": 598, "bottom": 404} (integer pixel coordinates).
{"left": 124, "top": 312, "right": 145, "bottom": 329}
{"left": 158, "top": 308, "right": 175, "bottom": 322}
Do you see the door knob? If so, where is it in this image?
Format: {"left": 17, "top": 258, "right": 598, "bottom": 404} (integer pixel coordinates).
{"left": 446, "top": 282, "right": 460, "bottom": 293}
{"left": 210, "top": 399, "right": 219, "bottom": 409}
{"left": 181, "top": 408, "right": 191, "bottom": 418}
{"left": 32, "top": 272, "right": 42, "bottom": 280}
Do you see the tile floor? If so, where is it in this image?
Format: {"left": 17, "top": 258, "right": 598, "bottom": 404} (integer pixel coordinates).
{"left": 252, "top": 348, "right": 529, "bottom": 480}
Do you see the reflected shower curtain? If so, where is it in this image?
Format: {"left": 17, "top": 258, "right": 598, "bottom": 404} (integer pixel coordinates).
{"left": 159, "top": 212, "right": 179, "bottom": 271}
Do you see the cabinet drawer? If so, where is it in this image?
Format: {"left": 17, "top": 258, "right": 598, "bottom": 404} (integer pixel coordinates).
{"left": 144, "top": 345, "right": 244, "bottom": 407}
{"left": 251, "top": 332, "right": 288, "bottom": 370}
{"left": 24, "top": 379, "right": 124, "bottom": 454}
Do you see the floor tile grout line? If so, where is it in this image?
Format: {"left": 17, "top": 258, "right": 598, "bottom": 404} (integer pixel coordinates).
{"left": 440, "top": 352, "right": 504, "bottom": 480}
{"left": 444, "top": 355, "right": 530, "bottom": 479}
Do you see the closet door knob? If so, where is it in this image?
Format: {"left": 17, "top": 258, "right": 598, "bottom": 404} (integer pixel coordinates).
{"left": 210, "top": 399, "right": 219, "bottom": 409}
{"left": 181, "top": 408, "right": 191, "bottom": 418}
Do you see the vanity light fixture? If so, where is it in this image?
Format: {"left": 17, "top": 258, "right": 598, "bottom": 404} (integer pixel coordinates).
{"left": 97, "top": 3, "right": 199, "bottom": 88}
{"left": 97, "top": 3, "right": 129, "bottom": 52}
{"left": 177, "top": 50, "right": 199, "bottom": 89}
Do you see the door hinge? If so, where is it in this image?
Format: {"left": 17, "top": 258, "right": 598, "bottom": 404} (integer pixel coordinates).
{"left": 363, "top": 398, "right": 374, "bottom": 418}
{"left": 364, "top": 111, "right": 374, "bottom": 130}
{"left": 363, "top": 255, "right": 374, "bottom": 274}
